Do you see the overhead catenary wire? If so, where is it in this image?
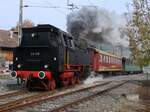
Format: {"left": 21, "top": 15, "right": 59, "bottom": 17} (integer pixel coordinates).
{"left": 23, "top": 0, "right": 71, "bottom": 15}
{"left": 44, "top": 1, "right": 67, "bottom": 15}
{"left": 23, "top": 0, "right": 68, "bottom": 15}
{"left": 23, "top": 4, "right": 68, "bottom": 15}
{"left": 23, "top": 0, "right": 98, "bottom": 13}
{"left": 23, "top": 5, "right": 61, "bottom": 9}
{"left": 22, "top": 0, "right": 100, "bottom": 21}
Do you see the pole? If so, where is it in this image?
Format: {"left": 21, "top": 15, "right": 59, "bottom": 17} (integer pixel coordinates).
{"left": 67, "top": 0, "right": 69, "bottom": 6}
{"left": 18, "top": 0, "right": 23, "bottom": 46}
{"left": 120, "top": 46, "right": 123, "bottom": 57}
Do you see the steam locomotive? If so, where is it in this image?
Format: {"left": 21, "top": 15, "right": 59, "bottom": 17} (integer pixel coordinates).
{"left": 11, "top": 24, "right": 142, "bottom": 90}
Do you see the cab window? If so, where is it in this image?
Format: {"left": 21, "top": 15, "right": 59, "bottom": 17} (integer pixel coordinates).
{"left": 63, "top": 35, "right": 74, "bottom": 49}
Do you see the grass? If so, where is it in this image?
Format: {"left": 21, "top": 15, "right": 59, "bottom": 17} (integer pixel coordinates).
{"left": 0, "top": 74, "right": 12, "bottom": 80}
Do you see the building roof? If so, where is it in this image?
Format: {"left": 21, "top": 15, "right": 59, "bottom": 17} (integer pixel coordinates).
{"left": 0, "top": 29, "right": 18, "bottom": 48}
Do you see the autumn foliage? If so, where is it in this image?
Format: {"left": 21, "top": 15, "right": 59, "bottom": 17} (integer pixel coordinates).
{"left": 126, "top": 0, "right": 150, "bottom": 67}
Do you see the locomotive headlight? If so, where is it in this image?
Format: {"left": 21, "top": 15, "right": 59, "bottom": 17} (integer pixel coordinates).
{"left": 38, "top": 71, "right": 45, "bottom": 79}
{"left": 44, "top": 64, "right": 48, "bottom": 69}
{"left": 17, "top": 64, "right": 21, "bottom": 68}
{"left": 15, "top": 57, "right": 18, "bottom": 61}
{"left": 11, "top": 71, "right": 17, "bottom": 78}
{"left": 31, "top": 33, "right": 35, "bottom": 37}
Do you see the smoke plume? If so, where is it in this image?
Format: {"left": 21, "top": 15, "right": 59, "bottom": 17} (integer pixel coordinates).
{"left": 67, "top": 7, "right": 129, "bottom": 47}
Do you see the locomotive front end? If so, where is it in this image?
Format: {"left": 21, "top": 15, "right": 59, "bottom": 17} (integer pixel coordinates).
{"left": 12, "top": 25, "right": 59, "bottom": 90}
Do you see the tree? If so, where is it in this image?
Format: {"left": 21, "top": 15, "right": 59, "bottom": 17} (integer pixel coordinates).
{"left": 126, "top": 0, "right": 150, "bottom": 67}
{"left": 11, "top": 19, "right": 34, "bottom": 32}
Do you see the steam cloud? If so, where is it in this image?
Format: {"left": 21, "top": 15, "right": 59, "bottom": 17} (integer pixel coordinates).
{"left": 67, "top": 7, "right": 129, "bottom": 47}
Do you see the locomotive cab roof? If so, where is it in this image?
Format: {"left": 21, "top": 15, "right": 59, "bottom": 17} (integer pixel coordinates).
{"left": 20, "top": 24, "right": 75, "bottom": 49}
{"left": 22, "top": 24, "right": 72, "bottom": 37}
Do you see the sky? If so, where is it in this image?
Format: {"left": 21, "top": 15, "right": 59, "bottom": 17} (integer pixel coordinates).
{"left": 0, "top": 0, "right": 131, "bottom": 31}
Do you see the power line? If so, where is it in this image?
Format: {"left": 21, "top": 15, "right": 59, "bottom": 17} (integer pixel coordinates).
{"left": 22, "top": 0, "right": 99, "bottom": 25}
{"left": 23, "top": 0, "right": 68, "bottom": 15}
{"left": 24, "top": 5, "right": 61, "bottom": 9}
{"left": 67, "top": 0, "right": 79, "bottom": 11}
{"left": 44, "top": 1, "right": 67, "bottom": 15}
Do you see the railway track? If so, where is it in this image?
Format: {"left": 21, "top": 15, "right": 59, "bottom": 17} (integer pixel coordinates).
{"left": 33, "top": 81, "right": 127, "bottom": 112}
{"left": 0, "top": 90, "right": 38, "bottom": 106}
{"left": 0, "top": 81, "right": 110, "bottom": 112}
{"left": 0, "top": 90, "right": 27, "bottom": 100}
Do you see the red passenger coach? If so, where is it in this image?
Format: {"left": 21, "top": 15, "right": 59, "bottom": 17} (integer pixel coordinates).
{"left": 90, "top": 48, "right": 122, "bottom": 74}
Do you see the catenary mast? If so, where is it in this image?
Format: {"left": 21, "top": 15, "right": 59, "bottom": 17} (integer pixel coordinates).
{"left": 18, "top": 0, "right": 23, "bottom": 46}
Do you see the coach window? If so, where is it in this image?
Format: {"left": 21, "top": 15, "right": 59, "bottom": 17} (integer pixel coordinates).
{"left": 113, "top": 58, "right": 114, "bottom": 64}
{"left": 100, "top": 55, "right": 102, "bottom": 62}
{"left": 99, "top": 55, "right": 102, "bottom": 62}
{"left": 119, "top": 59, "right": 121, "bottom": 65}
{"left": 102, "top": 55, "right": 104, "bottom": 62}
{"left": 106, "top": 56, "right": 108, "bottom": 63}
{"left": 103, "top": 55, "right": 105, "bottom": 62}
{"left": 107, "top": 56, "right": 109, "bottom": 63}
{"left": 110, "top": 57, "right": 112, "bottom": 63}
{"left": 110, "top": 57, "right": 111, "bottom": 64}
{"left": 113, "top": 58, "right": 115, "bottom": 64}
{"left": 104, "top": 56, "right": 106, "bottom": 63}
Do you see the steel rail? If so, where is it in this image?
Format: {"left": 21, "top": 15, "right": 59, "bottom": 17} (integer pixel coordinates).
{"left": 49, "top": 81, "right": 128, "bottom": 112}
{"left": 0, "top": 90, "right": 28, "bottom": 100}
{"left": 0, "top": 81, "right": 111, "bottom": 112}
